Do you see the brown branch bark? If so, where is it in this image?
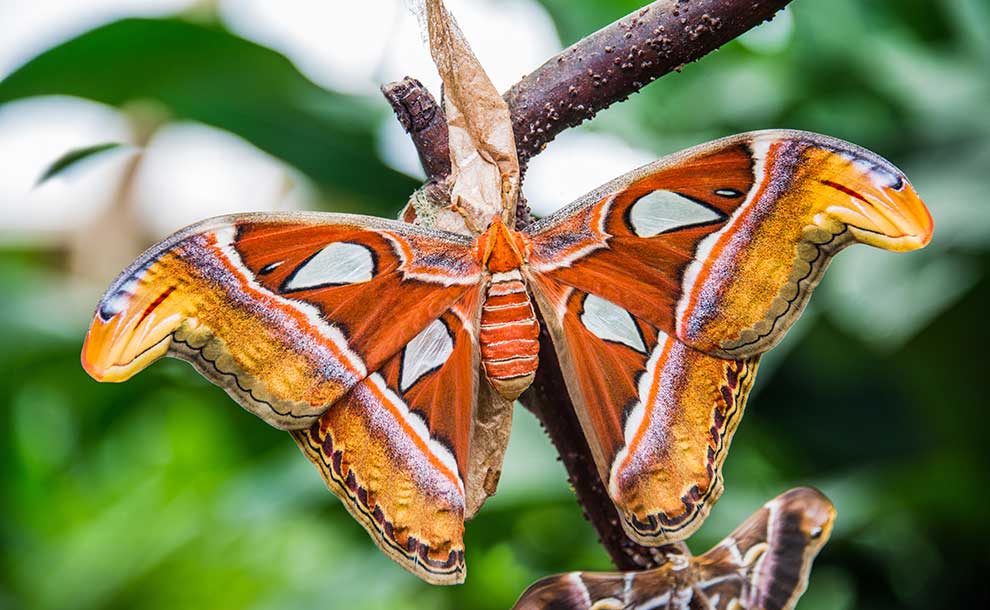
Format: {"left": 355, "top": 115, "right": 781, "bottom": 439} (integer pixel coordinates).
{"left": 381, "top": 77, "right": 451, "bottom": 179}
{"left": 506, "top": 0, "right": 793, "bottom": 166}
{"left": 383, "top": 0, "right": 794, "bottom": 571}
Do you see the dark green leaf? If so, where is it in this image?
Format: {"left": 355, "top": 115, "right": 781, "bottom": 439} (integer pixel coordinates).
{"left": 35, "top": 142, "right": 131, "bottom": 185}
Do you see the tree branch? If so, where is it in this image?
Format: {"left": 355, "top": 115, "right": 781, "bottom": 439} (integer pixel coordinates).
{"left": 383, "top": 0, "right": 794, "bottom": 571}
{"left": 506, "top": 0, "right": 793, "bottom": 166}
{"left": 385, "top": 0, "right": 792, "bottom": 182}
{"left": 381, "top": 77, "right": 451, "bottom": 179}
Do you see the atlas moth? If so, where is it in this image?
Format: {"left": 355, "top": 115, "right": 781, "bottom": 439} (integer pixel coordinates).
{"left": 83, "top": 129, "right": 932, "bottom": 584}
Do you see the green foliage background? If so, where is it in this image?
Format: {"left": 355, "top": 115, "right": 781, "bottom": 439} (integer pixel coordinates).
{"left": 1, "top": 1, "right": 987, "bottom": 608}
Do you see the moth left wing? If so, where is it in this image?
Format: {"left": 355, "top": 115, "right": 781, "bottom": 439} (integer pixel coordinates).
{"left": 292, "top": 287, "right": 482, "bottom": 585}
{"left": 525, "top": 129, "right": 932, "bottom": 359}
{"left": 82, "top": 212, "right": 480, "bottom": 430}
{"left": 526, "top": 275, "right": 758, "bottom": 545}
{"left": 512, "top": 487, "right": 836, "bottom": 610}
{"left": 523, "top": 129, "right": 930, "bottom": 544}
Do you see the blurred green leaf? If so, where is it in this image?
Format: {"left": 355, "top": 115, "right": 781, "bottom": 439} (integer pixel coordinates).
{"left": 35, "top": 142, "right": 132, "bottom": 185}
{"left": 0, "top": 18, "right": 417, "bottom": 215}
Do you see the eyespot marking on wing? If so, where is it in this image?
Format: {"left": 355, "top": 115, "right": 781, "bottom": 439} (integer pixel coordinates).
{"left": 400, "top": 319, "right": 455, "bottom": 392}
{"left": 97, "top": 261, "right": 153, "bottom": 321}
{"left": 626, "top": 190, "right": 726, "bottom": 237}
{"left": 281, "top": 242, "right": 376, "bottom": 291}
{"left": 99, "top": 279, "right": 139, "bottom": 321}
{"left": 258, "top": 261, "right": 283, "bottom": 275}
{"left": 714, "top": 188, "right": 744, "bottom": 198}
{"left": 839, "top": 151, "right": 905, "bottom": 190}
{"left": 580, "top": 294, "right": 647, "bottom": 353}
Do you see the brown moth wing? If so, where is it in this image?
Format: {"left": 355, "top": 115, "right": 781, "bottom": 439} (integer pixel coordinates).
{"left": 525, "top": 130, "right": 932, "bottom": 360}
{"left": 691, "top": 487, "right": 836, "bottom": 610}
{"left": 292, "top": 288, "right": 483, "bottom": 585}
{"left": 82, "top": 212, "right": 480, "bottom": 430}
{"left": 465, "top": 380, "right": 514, "bottom": 519}
{"left": 512, "top": 487, "right": 836, "bottom": 610}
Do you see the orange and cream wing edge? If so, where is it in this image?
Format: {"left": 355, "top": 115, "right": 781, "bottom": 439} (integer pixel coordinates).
{"left": 528, "top": 129, "right": 932, "bottom": 358}
{"left": 511, "top": 487, "right": 837, "bottom": 610}
{"left": 672, "top": 130, "right": 931, "bottom": 358}
{"left": 81, "top": 212, "right": 480, "bottom": 429}
{"left": 526, "top": 277, "right": 760, "bottom": 546}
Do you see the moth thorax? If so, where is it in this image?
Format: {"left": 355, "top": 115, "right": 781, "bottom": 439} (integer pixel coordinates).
{"left": 477, "top": 217, "right": 527, "bottom": 273}
{"left": 479, "top": 269, "right": 539, "bottom": 400}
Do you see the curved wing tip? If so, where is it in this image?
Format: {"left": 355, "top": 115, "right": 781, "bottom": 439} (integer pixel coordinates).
{"left": 775, "top": 485, "right": 837, "bottom": 520}
{"left": 80, "top": 333, "right": 102, "bottom": 380}
{"left": 779, "top": 485, "right": 831, "bottom": 503}
{"left": 781, "top": 133, "right": 934, "bottom": 251}
{"left": 80, "top": 321, "right": 172, "bottom": 383}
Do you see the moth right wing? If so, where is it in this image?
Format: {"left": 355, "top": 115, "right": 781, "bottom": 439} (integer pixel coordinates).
{"left": 512, "top": 487, "right": 836, "bottom": 610}
{"left": 692, "top": 488, "right": 836, "bottom": 610}
{"left": 82, "top": 212, "right": 481, "bottom": 430}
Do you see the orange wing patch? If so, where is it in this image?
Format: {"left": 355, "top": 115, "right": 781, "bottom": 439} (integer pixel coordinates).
{"left": 527, "top": 131, "right": 932, "bottom": 361}
{"left": 526, "top": 142, "right": 754, "bottom": 334}
{"left": 292, "top": 373, "right": 467, "bottom": 584}
{"left": 291, "top": 289, "right": 482, "bottom": 585}
{"left": 675, "top": 134, "right": 932, "bottom": 357}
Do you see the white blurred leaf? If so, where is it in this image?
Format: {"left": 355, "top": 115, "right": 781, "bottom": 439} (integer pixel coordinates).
{"left": 132, "top": 121, "right": 310, "bottom": 238}
{"left": 524, "top": 127, "right": 655, "bottom": 216}
{"left": 0, "top": 96, "right": 133, "bottom": 242}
